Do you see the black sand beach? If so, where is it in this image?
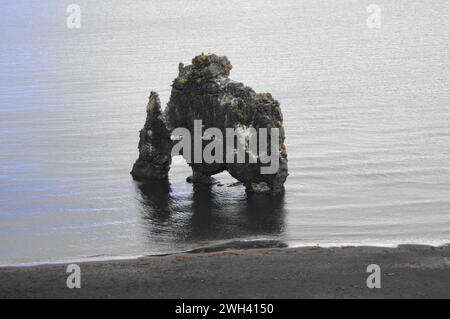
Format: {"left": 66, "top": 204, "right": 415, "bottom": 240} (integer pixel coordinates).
{"left": 0, "top": 244, "right": 449, "bottom": 299}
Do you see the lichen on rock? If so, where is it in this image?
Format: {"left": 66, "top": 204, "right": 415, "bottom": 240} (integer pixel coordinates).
{"left": 131, "top": 53, "right": 288, "bottom": 195}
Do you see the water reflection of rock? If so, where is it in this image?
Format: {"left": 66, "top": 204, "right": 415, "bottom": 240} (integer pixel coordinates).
{"left": 135, "top": 180, "right": 172, "bottom": 236}
{"left": 135, "top": 181, "right": 286, "bottom": 245}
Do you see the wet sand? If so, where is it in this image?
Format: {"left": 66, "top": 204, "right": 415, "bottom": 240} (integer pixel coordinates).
{"left": 0, "top": 244, "right": 449, "bottom": 299}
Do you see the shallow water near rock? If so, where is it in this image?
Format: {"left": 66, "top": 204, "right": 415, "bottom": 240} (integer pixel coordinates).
{"left": 0, "top": 0, "right": 449, "bottom": 265}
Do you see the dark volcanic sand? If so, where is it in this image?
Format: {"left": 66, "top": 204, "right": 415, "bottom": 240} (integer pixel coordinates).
{"left": 0, "top": 244, "right": 449, "bottom": 299}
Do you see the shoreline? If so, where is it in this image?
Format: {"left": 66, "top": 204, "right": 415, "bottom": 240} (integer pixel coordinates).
{"left": 0, "top": 243, "right": 449, "bottom": 298}
{"left": 2, "top": 239, "right": 449, "bottom": 269}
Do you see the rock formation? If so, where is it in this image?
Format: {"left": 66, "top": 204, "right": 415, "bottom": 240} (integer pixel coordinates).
{"left": 131, "top": 53, "right": 288, "bottom": 194}
{"left": 131, "top": 92, "right": 172, "bottom": 180}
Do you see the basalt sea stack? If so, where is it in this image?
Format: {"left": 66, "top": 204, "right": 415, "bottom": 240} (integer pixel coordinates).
{"left": 131, "top": 53, "right": 288, "bottom": 194}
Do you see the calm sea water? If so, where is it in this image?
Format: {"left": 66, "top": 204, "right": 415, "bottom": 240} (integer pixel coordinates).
{"left": 0, "top": 0, "right": 449, "bottom": 265}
